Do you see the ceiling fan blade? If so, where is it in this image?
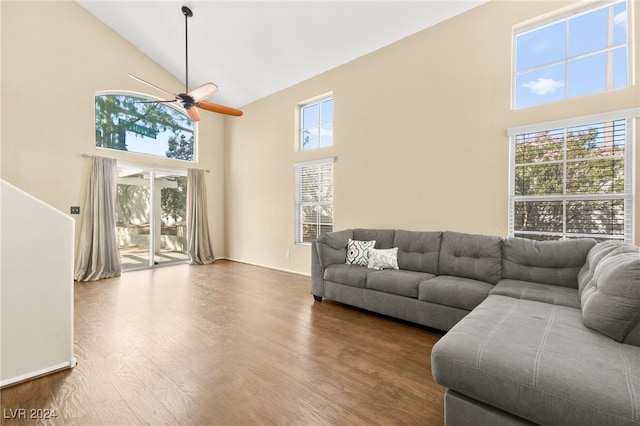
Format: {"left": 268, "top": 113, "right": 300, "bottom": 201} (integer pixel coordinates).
{"left": 188, "top": 83, "right": 218, "bottom": 103}
{"left": 128, "top": 73, "right": 177, "bottom": 98}
{"left": 197, "top": 101, "right": 243, "bottom": 117}
{"left": 186, "top": 106, "right": 201, "bottom": 122}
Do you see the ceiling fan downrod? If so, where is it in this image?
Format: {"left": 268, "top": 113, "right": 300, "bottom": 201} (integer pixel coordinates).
{"left": 182, "top": 6, "right": 193, "bottom": 93}
{"left": 127, "top": 4, "right": 243, "bottom": 119}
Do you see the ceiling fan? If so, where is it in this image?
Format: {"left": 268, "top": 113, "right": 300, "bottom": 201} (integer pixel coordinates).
{"left": 128, "top": 5, "right": 243, "bottom": 121}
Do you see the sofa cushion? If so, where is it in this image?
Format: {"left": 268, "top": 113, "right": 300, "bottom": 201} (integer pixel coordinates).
{"left": 579, "top": 241, "right": 640, "bottom": 345}
{"left": 323, "top": 264, "right": 369, "bottom": 288}
{"left": 315, "top": 229, "right": 353, "bottom": 267}
{"left": 353, "top": 229, "right": 395, "bottom": 249}
{"left": 418, "top": 275, "right": 493, "bottom": 311}
{"left": 316, "top": 228, "right": 353, "bottom": 249}
{"left": 438, "top": 232, "right": 503, "bottom": 284}
{"left": 503, "top": 238, "right": 596, "bottom": 288}
{"left": 366, "top": 270, "right": 434, "bottom": 298}
{"left": 578, "top": 240, "right": 640, "bottom": 296}
{"left": 491, "top": 279, "right": 580, "bottom": 309}
{"left": 393, "top": 230, "right": 442, "bottom": 274}
{"left": 431, "top": 294, "right": 640, "bottom": 426}
{"left": 345, "top": 238, "right": 376, "bottom": 266}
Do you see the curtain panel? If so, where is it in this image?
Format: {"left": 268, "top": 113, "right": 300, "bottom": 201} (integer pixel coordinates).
{"left": 187, "top": 168, "right": 215, "bottom": 264}
{"left": 74, "top": 156, "right": 121, "bottom": 281}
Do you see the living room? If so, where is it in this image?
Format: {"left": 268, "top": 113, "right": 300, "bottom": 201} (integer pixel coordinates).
{"left": 1, "top": 0, "right": 639, "bottom": 424}
{"left": 3, "top": 0, "right": 638, "bottom": 269}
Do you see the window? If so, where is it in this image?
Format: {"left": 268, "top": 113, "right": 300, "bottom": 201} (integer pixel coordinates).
{"left": 514, "top": 0, "right": 629, "bottom": 109}
{"left": 300, "top": 97, "right": 333, "bottom": 150}
{"left": 294, "top": 158, "right": 334, "bottom": 243}
{"left": 508, "top": 110, "right": 637, "bottom": 242}
{"left": 117, "top": 166, "right": 188, "bottom": 270}
{"left": 95, "top": 92, "right": 196, "bottom": 161}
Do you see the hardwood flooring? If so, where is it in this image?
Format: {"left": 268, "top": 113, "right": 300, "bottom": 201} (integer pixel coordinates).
{"left": 1, "top": 260, "right": 445, "bottom": 425}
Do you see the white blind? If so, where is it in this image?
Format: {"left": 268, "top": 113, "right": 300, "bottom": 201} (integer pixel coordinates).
{"left": 294, "top": 158, "right": 334, "bottom": 243}
{"left": 509, "top": 114, "right": 635, "bottom": 242}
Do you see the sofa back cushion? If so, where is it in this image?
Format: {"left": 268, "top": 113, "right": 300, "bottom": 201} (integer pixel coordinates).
{"left": 503, "top": 238, "right": 596, "bottom": 288}
{"left": 578, "top": 241, "right": 639, "bottom": 296}
{"left": 393, "top": 230, "right": 442, "bottom": 274}
{"left": 579, "top": 241, "right": 640, "bottom": 346}
{"left": 353, "top": 229, "right": 395, "bottom": 249}
{"left": 438, "top": 232, "right": 503, "bottom": 284}
{"left": 315, "top": 229, "right": 353, "bottom": 267}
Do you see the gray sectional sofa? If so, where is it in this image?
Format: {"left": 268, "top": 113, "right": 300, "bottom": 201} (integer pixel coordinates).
{"left": 310, "top": 229, "right": 640, "bottom": 425}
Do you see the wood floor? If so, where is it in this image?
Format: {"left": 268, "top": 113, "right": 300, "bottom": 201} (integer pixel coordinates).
{"left": 1, "top": 260, "right": 445, "bottom": 425}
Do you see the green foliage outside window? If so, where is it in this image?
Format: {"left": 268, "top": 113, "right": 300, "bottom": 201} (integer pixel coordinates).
{"left": 513, "top": 120, "right": 626, "bottom": 241}
{"left": 95, "top": 93, "right": 195, "bottom": 161}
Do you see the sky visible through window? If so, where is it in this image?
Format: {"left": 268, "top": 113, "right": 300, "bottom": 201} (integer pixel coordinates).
{"left": 515, "top": 1, "right": 628, "bottom": 109}
{"left": 301, "top": 98, "right": 333, "bottom": 150}
{"left": 95, "top": 93, "right": 195, "bottom": 161}
{"left": 125, "top": 128, "right": 181, "bottom": 157}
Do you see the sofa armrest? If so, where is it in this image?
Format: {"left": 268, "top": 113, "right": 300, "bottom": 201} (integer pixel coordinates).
{"left": 311, "top": 241, "right": 325, "bottom": 298}
{"left": 311, "top": 229, "right": 353, "bottom": 299}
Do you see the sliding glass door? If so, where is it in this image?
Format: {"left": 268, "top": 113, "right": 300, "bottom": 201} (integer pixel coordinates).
{"left": 116, "top": 166, "right": 188, "bottom": 271}
{"left": 155, "top": 172, "right": 188, "bottom": 267}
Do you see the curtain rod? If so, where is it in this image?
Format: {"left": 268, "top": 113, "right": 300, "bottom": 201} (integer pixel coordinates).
{"left": 81, "top": 153, "right": 210, "bottom": 173}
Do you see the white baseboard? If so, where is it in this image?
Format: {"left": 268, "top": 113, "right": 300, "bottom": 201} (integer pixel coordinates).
{"left": 1, "top": 358, "right": 77, "bottom": 388}
{"left": 218, "top": 257, "right": 311, "bottom": 277}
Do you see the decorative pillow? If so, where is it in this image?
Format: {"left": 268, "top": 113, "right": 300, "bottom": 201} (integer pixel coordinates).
{"left": 368, "top": 247, "right": 399, "bottom": 270}
{"left": 345, "top": 238, "right": 376, "bottom": 266}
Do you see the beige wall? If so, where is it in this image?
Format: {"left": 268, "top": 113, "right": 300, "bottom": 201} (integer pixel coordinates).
{"left": 1, "top": 1, "right": 638, "bottom": 278}
{"left": 1, "top": 1, "right": 226, "bottom": 259}
{"left": 225, "top": 0, "right": 640, "bottom": 275}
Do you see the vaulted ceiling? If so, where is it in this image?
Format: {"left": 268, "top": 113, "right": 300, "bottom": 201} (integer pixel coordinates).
{"left": 78, "top": 1, "right": 487, "bottom": 108}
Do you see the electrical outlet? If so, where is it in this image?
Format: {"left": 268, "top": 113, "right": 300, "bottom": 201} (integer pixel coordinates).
{"left": 285, "top": 251, "right": 291, "bottom": 259}
{"left": 70, "top": 206, "right": 80, "bottom": 215}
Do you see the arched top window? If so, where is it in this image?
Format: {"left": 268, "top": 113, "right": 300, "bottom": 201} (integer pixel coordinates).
{"left": 95, "top": 92, "right": 196, "bottom": 162}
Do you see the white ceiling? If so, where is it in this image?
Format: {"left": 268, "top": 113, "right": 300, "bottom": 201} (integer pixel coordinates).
{"left": 78, "top": 1, "right": 487, "bottom": 109}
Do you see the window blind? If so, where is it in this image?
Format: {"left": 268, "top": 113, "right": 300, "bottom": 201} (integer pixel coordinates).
{"left": 294, "top": 158, "right": 334, "bottom": 243}
{"left": 509, "top": 113, "right": 635, "bottom": 242}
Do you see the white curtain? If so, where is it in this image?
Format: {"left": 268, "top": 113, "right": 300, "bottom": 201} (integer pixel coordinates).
{"left": 74, "top": 156, "right": 121, "bottom": 281}
{"left": 187, "top": 168, "right": 215, "bottom": 264}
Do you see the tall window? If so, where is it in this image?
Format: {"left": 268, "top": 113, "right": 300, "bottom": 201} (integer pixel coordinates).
{"left": 508, "top": 111, "right": 636, "bottom": 242}
{"left": 95, "top": 92, "right": 196, "bottom": 161}
{"left": 294, "top": 159, "right": 334, "bottom": 243}
{"left": 514, "top": 0, "right": 628, "bottom": 109}
{"left": 300, "top": 97, "right": 333, "bottom": 150}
